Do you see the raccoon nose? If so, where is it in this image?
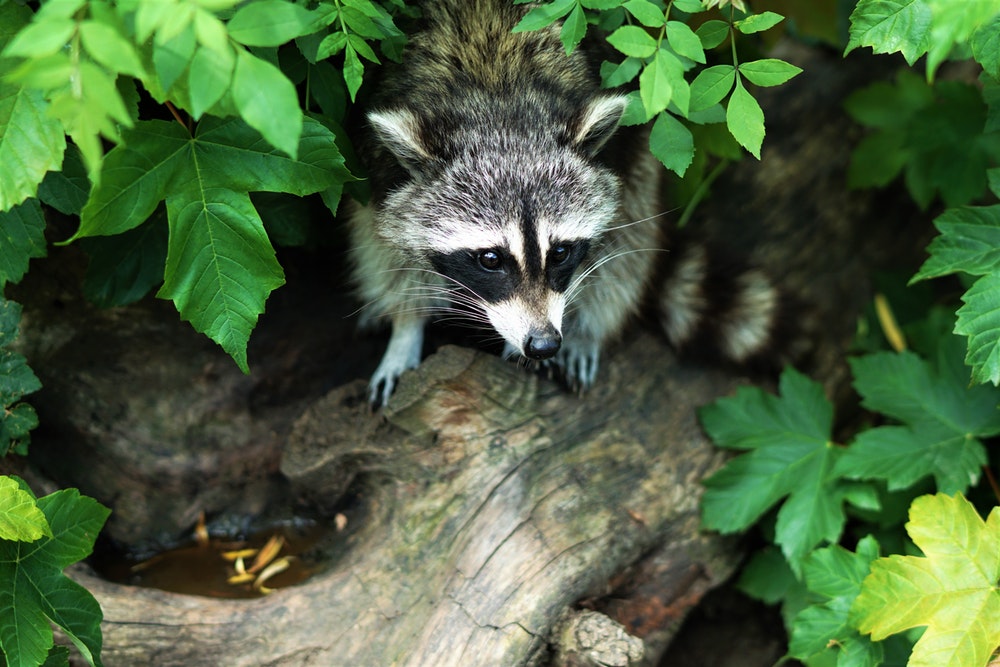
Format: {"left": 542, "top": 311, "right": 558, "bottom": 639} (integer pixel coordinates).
{"left": 525, "top": 331, "right": 561, "bottom": 360}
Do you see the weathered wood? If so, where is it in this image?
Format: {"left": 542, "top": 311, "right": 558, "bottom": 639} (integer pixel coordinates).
{"left": 72, "top": 335, "right": 744, "bottom": 666}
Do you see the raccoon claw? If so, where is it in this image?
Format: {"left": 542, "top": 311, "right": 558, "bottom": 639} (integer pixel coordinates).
{"left": 368, "top": 319, "right": 425, "bottom": 410}
{"left": 368, "top": 373, "right": 398, "bottom": 411}
{"left": 554, "top": 342, "right": 600, "bottom": 394}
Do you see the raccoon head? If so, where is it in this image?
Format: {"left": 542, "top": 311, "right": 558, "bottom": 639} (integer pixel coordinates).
{"left": 367, "top": 95, "right": 627, "bottom": 360}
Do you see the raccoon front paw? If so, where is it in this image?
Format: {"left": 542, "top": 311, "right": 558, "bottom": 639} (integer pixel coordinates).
{"left": 554, "top": 340, "right": 601, "bottom": 393}
{"left": 368, "top": 359, "right": 416, "bottom": 410}
{"left": 369, "top": 321, "right": 425, "bottom": 409}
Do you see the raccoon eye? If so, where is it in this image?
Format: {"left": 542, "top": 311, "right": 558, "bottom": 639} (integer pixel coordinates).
{"left": 477, "top": 250, "right": 503, "bottom": 271}
{"left": 550, "top": 244, "right": 571, "bottom": 265}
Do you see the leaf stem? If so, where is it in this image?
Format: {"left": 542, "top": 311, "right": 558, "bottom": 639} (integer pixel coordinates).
{"left": 729, "top": 4, "right": 739, "bottom": 70}
{"left": 983, "top": 464, "right": 1000, "bottom": 503}
{"left": 676, "top": 158, "right": 729, "bottom": 228}
{"left": 164, "top": 101, "right": 191, "bottom": 134}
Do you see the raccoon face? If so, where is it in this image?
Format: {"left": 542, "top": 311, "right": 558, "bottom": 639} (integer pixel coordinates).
{"left": 366, "top": 95, "right": 626, "bottom": 359}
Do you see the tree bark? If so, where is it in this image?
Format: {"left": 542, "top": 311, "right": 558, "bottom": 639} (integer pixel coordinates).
{"left": 72, "top": 336, "right": 746, "bottom": 666}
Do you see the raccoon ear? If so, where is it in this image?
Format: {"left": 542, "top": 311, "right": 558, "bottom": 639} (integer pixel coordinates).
{"left": 368, "top": 108, "right": 434, "bottom": 176}
{"left": 572, "top": 94, "right": 628, "bottom": 156}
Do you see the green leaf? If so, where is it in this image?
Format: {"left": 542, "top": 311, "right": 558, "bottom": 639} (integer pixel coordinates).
{"left": 158, "top": 187, "right": 284, "bottom": 373}
{"left": 665, "top": 21, "right": 704, "bottom": 63}
{"left": 836, "top": 341, "right": 1000, "bottom": 492}
{"left": 0, "top": 476, "right": 50, "bottom": 542}
{"left": 726, "top": 78, "right": 764, "bottom": 158}
{"left": 735, "top": 11, "right": 784, "bottom": 35}
{"left": 623, "top": 0, "right": 665, "bottom": 28}
{"left": 188, "top": 44, "right": 235, "bottom": 120}
{"left": 689, "top": 64, "right": 735, "bottom": 112}
{"left": 738, "top": 58, "right": 802, "bottom": 87}
{"left": 851, "top": 493, "right": 1000, "bottom": 667}
{"left": 79, "top": 19, "right": 145, "bottom": 79}
{"left": 0, "top": 198, "right": 47, "bottom": 288}
{"left": 560, "top": 3, "right": 587, "bottom": 54}
{"left": 232, "top": 49, "right": 302, "bottom": 157}
{"left": 0, "top": 487, "right": 110, "bottom": 667}
{"left": 3, "top": 17, "right": 75, "bottom": 59}
{"left": 923, "top": 0, "right": 1000, "bottom": 78}
{"left": 913, "top": 205, "right": 1000, "bottom": 281}
{"left": 737, "top": 546, "right": 798, "bottom": 605}
{"left": 152, "top": 26, "right": 197, "bottom": 94}
{"left": 972, "top": 14, "right": 1000, "bottom": 79}
{"left": 347, "top": 34, "right": 380, "bottom": 63}
{"left": 46, "top": 60, "right": 133, "bottom": 181}
{"left": 600, "top": 57, "right": 642, "bottom": 88}
{"left": 607, "top": 25, "right": 658, "bottom": 58}
{"left": 71, "top": 116, "right": 347, "bottom": 370}
{"left": 672, "top": 0, "right": 703, "bottom": 13}
{"left": 700, "top": 368, "right": 849, "bottom": 570}
{"left": 696, "top": 19, "right": 729, "bottom": 49}
{"left": 639, "top": 48, "right": 682, "bottom": 118}
{"left": 511, "top": 0, "right": 576, "bottom": 33}
{"left": 38, "top": 146, "right": 90, "bottom": 216}
{"left": 789, "top": 536, "right": 883, "bottom": 665}
{"left": 338, "top": 5, "right": 385, "bottom": 39}
{"left": 648, "top": 111, "right": 693, "bottom": 177}
{"left": 905, "top": 81, "right": 991, "bottom": 208}
{"left": 847, "top": 129, "right": 908, "bottom": 189}
{"left": 74, "top": 120, "right": 190, "bottom": 239}
{"left": 82, "top": 214, "right": 169, "bottom": 308}
{"left": 227, "top": 0, "right": 317, "bottom": 47}
{"left": 956, "top": 272, "right": 1000, "bottom": 385}
{"left": 0, "top": 298, "right": 42, "bottom": 416}
{"left": 0, "top": 66, "right": 67, "bottom": 211}
{"left": 844, "top": 0, "right": 931, "bottom": 66}
{"left": 342, "top": 42, "right": 365, "bottom": 101}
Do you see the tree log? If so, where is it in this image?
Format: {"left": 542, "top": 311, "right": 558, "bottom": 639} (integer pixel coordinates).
{"left": 71, "top": 335, "right": 745, "bottom": 666}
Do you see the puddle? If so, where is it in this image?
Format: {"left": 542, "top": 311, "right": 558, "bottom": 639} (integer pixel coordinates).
{"left": 91, "top": 520, "right": 329, "bottom": 599}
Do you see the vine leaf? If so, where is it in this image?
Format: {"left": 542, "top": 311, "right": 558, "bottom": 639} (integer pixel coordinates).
{"left": 0, "top": 299, "right": 41, "bottom": 457}
{"left": 726, "top": 78, "right": 764, "bottom": 158}
{"left": 0, "top": 485, "right": 110, "bottom": 667}
{"left": 159, "top": 187, "right": 283, "bottom": 372}
{"left": 911, "top": 204, "right": 1000, "bottom": 384}
{"left": 851, "top": 493, "right": 1000, "bottom": 667}
{"left": 789, "top": 536, "right": 884, "bottom": 666}
{"left": 835, "top": 338, "right": 1000, "bottom": 492}
{"left": 912, "top": 205, "right": 1000, "bottom": 281}
{"left": 844, "top": 0, "right": 931, "bottom": 66}
{"left": 67, "top": 116, "right": 349, "bottom": 372}
{"left": 0, "top": 3, "right": 66, "bottom": 212}
{"left": 699, "top": 368, "right": 856, "bottom": 571}
{"left": 0, "top": 476, "right": 50, "bottom": 543}
{"left": 0, "top": 198, "right": 47, "bottom": 288}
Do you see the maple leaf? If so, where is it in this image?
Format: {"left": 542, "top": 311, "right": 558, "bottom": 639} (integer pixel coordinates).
{"left": 851, "top": 492, "right": 1000, "bottom": 667}
{"left": 789, "top": 536, "right": 884, "bottom": 667}
{"left": 699, "top": 368, "right": 863, "bottom": 571}
{"left": 835, "top": 338, "right": 1000, "bottom": 494}
{"left": 0, "top": 486, "right": 109, "bottom": 667}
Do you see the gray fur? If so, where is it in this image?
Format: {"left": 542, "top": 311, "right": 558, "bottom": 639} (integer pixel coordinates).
{"left": 348, "top": 0, "right": 783, "bottom": 406}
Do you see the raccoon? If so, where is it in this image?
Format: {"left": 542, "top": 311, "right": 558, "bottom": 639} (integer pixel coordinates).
{"left": 348, "top": 0, "right": 787, "bottom": 406}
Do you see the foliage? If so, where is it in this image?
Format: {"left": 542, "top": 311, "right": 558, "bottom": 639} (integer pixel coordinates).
{"left": 0, "top": 0, "right": 404, "bottom": 372}
{"left": 698, "top": 5, "right": 1000, "bottom": 666}
{"left": 0, "top": 476, "right": 110, "bottom": 667}
{"left": 0, "top": 299, "right": 40, "bottom": 458}
{"left": 844, "top": 2, "right": 1000, "bottom": 385}
{"left": 852, "top": 494, "right": 1000, "bottom": 667}
{"left": 513, "top": 0, "right": 800, "bottom": 176}
{"left": 703, "top": 332, "right": 1000, "bottom": 667}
